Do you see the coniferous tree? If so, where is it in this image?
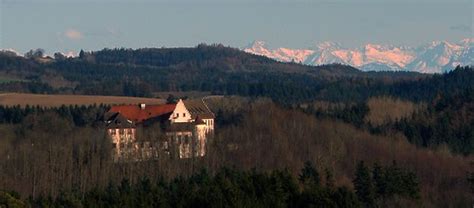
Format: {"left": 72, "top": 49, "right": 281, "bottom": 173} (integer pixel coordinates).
{"left": 353, "top": 161, "right": 375, "bottom": 207}
{"left": 333, "top": 187, "right": 361, "bottom": 208}
{"left": 468, "top": 172, "right": 474, "bottom": 193}
{"left": 0, "top": 191, "right": 27, "bottom": 208}
{"left": 325, "top": 168, "right": 335, "bottom": 189}
{"left": 79, "top": 50, "right": 85, "bottom": 59}
{"left": 372, "top": 162, "right": 386, "bottom": 198}
{"left": 299, "top": 161, "right": 321, "bottom": 189}
{"left": 166, "top": 94, "right": 178, "bottom": 104}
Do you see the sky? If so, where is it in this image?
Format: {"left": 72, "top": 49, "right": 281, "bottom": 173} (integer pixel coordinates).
{"left": 0, "top": 0, "right": 472, "bottom": 55}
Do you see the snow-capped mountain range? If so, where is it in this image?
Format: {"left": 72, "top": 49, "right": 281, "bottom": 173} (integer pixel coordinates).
{"left": 243, "top": 39, "right": 474, "bottom": 73}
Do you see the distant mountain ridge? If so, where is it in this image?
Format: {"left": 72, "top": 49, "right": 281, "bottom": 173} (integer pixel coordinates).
{"left": 243, "top": 38, "right": 474, "bottom": 73}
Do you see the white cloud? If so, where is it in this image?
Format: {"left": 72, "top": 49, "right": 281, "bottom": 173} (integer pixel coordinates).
{"left": 64, "top": 29, "right": 83, "bottom": 40}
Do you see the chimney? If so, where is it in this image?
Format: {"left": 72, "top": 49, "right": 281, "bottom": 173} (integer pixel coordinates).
{"left": 140, "top": 103, "right": 146, "bottom": 109}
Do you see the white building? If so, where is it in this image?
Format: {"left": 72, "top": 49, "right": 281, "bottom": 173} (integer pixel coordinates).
{"left": 105, "top": 98, "right": 215, "bottom": 160}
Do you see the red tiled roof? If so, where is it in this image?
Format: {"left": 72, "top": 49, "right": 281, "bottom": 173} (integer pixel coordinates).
{"left": 109, "top": 104, "right": 176, "bottom": 123}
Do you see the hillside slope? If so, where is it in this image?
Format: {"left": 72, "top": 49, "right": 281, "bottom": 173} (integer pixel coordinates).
{"left": 1, "top": 45, "right": 469, "bottom": 105}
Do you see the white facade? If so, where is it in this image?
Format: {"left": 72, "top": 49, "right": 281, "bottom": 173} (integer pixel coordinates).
{"left": 108, "top": 127, "right": 137, "bottom": 160}
{"left": 168, "top": 99, "right": 215, "bottom": 158}
{"left": 201, "top": 118, "right": 214, "bottom": 132}
{"left": 169, "top": 99, "right": 193, "bottom": 123}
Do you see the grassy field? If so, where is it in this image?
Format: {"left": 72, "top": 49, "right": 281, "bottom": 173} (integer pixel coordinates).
{"left": 0, "top": 93, "right": 165, "bottom": 107}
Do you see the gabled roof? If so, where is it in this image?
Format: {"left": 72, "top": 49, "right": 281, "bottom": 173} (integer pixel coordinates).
{"left": 109, "top": 104, "right": 176, "bottom": 123}
{"left": 183, "top": 99, "right": 215, "bottom": 119}
{"left": 105, "top": 113, "right": 135, "bottom": 128}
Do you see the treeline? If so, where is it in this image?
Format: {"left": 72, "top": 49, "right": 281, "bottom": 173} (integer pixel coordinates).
{"left": 393, "top": 90, "right": 474, "bottom": 154}
{"left": 208, "top": 99, "right": 472, "bottom": 207}
{"left": 2, "top": 161, "right": 419, "bottom": 208}
{"left": 89, "top": 44, "right": 275, "bottom": 67}
{"left": 0, "top": 98, "right": 472, "bottom": 206}
{"left": 0, "top": 104, "right": 108, "bottom": 126}
{"left": 353, "top": 161, "right": 420, "bottom": 207}
{"left": 6, "top": 45, "right": 470, "bottom": 105}
{"left": 300, "top": 89, "right": 474, "bottom": 155}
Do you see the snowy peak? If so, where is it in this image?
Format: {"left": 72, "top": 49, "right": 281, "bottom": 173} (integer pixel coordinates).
{"left": 362, "top": 44, "right": 415, "bottom": 68}
{"left": 273, "top": 48, "right": 314, "bottom": 63}
{"left": 408, "top": 40, "right": 466, "bottom": 73}
{"left": 244, "top": 40, "right": 313, "bottom": 63}
{"left": 459, "top": 38, "right": 474, "bottom": 45}
{"left": 243, "top": 39, "right": 474, "bottom": 73}
{"left": 244, "top": 40, "right": 275, "bottom": 60}
{"left": 246, "top": 40, "right": 268, "bottom": 49}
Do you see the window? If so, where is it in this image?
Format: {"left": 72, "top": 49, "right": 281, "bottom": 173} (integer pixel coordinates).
{"left": 119, "top": 129, "right": 125, "bottom": 135}
{"left": 183, "top": 113, "right": 186, "bottom": 117}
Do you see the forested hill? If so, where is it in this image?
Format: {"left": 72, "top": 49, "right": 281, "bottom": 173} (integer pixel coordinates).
{"left": 0, "top": 46, "right": 473, "bottom": 206}
{"left": 88, "top": 45, "right": 427, "bottom": 79}
{"left": 0, "top": 45, "right": 471, "bottom": 104}
{"left": 87, "top": 44, "right": 362, "bottom": 75}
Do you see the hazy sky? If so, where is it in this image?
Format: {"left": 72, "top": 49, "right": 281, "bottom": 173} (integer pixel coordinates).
{"left": 0, "top": 0, "right": 472, "bottom": 54}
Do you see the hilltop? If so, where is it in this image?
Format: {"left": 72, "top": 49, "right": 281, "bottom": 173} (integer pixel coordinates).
{"left": 0, "top": 44, "right": 433, "bottom": 104}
